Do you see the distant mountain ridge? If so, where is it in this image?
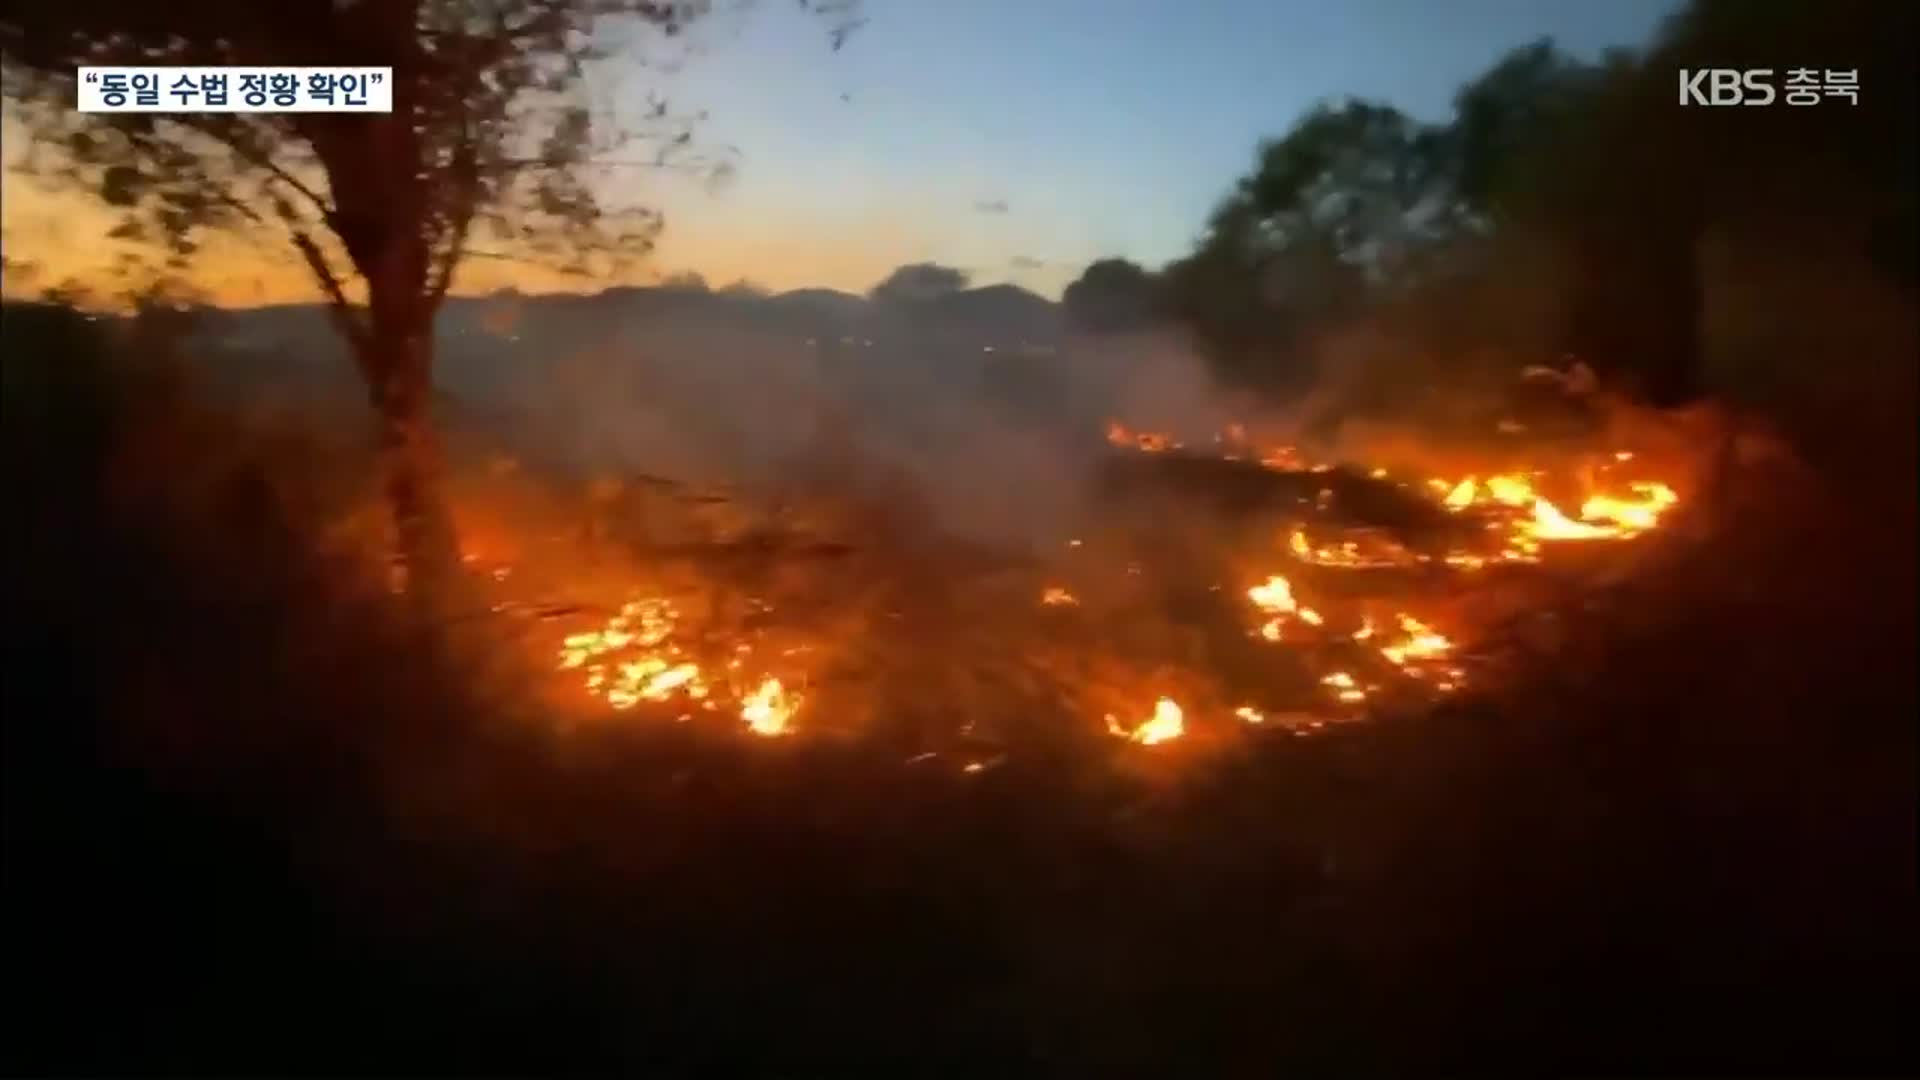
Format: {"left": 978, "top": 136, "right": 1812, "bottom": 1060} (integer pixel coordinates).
{"left": 200, "top": 280, "right": 1063, "bottom": 339}
{"left": 182, "top": 280, "right": 1075, "bottom": 417}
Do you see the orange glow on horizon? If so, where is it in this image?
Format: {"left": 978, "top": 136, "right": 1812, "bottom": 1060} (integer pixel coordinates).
{"left": 2, "top": 151, "right": 1076, "bottom": 307}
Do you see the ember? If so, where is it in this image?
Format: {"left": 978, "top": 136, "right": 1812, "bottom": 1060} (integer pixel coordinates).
{"left": 1290, "top": 528, "right": 1416, "bottom": 569}
{"left": 1379, "top": 614, "right": 1452, "bottom": 666}
{"left": 1105, "top": 420, "right": 1180, "bottom": 453}
{"left": 553, "top": 596, "right": 801, "bottom": 733}
{"left": 1248, "top": 572, "right": 1320, "bottom": 642}
{"left": 1320, "top": 671, "right": 1367, "bottom": 704}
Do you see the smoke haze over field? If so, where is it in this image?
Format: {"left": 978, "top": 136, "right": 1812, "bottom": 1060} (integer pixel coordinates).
{"left": 184, "top": 282, "right": 1270, "bottom": 550}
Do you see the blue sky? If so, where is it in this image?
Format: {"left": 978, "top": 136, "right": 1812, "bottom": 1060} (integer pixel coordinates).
{"left": 627, "top": 0, "right": 1681, "bottom": 297}
{"left": 0, "top": 0, "right": 1683, "bottom": 305}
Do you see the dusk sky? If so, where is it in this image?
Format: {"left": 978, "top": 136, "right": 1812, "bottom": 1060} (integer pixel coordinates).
{"left": 2, "top": 0, "right": 1680, "bottom": 305}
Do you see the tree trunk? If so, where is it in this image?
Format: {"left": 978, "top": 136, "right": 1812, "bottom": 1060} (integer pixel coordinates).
{"left": 327, "top": 0, "right": 457, "bottom": 598}
{"left": 365, "top": 324, "right": 460, "bottom": 599}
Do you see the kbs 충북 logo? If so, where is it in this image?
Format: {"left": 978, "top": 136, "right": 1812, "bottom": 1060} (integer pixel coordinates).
{"left": 1679, "top": 68, "right": 1860, "bottom": 107}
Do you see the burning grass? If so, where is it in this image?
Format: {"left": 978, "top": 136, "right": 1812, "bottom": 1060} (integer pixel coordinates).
{"left": 553, "top": 596, "right": 797, "bottom": 734}
{"left": 0, "top": 300, "right": 1773, "bottom": 806}
{"left": 443, "top": 397, "right": 1704, "bottom": 762}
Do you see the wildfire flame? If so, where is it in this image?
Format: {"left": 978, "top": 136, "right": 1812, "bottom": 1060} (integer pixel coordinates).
{"left": 1100, "top": 421, "right": 1682, "bottom": 566}
{"left": 1249, "top": 573, "right": 1319, "bottom": 641}
{"left": 1320, "top": 671, "right": 1367, "bottom": 704}
{"left": 1260, "top": 446, "right": 1308, "bottom": 470}
{"left": 1485, "top": 474, "right": 1535, "bottom": 507}
{"left": 1525, "top": 497, "right": 1620, "bottom": 540}
{"left": 1106, "top": 696, "right": 1186, "bottom": 745}
{"left": 1379, "top": 614, "right": 1452, "bottom": 666}
{"left": 740, "top": 677, "right": 798, "bottom": 737}
{"left": 555, "top": 596, "right": 801, "bottom": 734}
{"left": 1425, "top": 465, "right": 1680, "bottom": 560}
{"left": 1444, "top": 477, "right": 1478, "bottom": 510}
{"left": 1248, "top": 574, "right": 1297, "bottom": 613}
{"left": 1106, "top": 421, "right": 1178, "bottom": 453}
{"left": 533, "top": 418, "right": 1687, "bottom": 754}
{"left": 1579, "top": 482, "right": 1678, "bottom": 533}
{"left": 1289, "top": 528, "right": 1415, "bottom": 569}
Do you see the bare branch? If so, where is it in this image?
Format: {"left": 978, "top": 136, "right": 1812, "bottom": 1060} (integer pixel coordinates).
{"left": 497, "top": 156, "right": 711, "bottom": 171}
{"left": 192, "top": 178, "right": 271, "bottom": 229}
{"left": 426, "top": 121, "right": 481, "bottom": 306}
{"left": 205, "top": 119, "right": 335, "bottom": 218}
{"left": 462, "top": 248, "right": 566, "bottom": 269}
{"left": 290, "top": 228, "right": 372, "bottom": 355}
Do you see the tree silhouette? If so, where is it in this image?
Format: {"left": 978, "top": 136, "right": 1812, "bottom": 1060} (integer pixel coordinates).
{"left": 0, "top": 0, "right": 862, "bottom": 592}
{"left": 869, "top": 262, "right": 968, "bottom": 305}
{"left": 659, "top": 270, "right": 712, "bottom": 292}
{"left": 1494, "top": 0, "right": 1914, "bottom": 405}
{"left": 1161, "top": 99, "right": 1471, "bottom": 393}
{"left": 1062, "top": 257, "right": 1159, "bottom": 332}
{"left": 1166, "top": 0, "right": 1914, "bottom": 407}
{"left": 1209, "top": 100, "right": 1466, "bottom": 285}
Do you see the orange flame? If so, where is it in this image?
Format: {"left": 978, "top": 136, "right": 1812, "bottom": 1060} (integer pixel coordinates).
{"left": 1247, "top": 574, "right": 1297, "bottom": 614}
{"left": 1107, "top": 696, "right": 1185, "bottom": 745}
{"left": 1444, "top": 477, "right": 1478, "bottom": 510}
{"left": 1579, "top": 482, "right": 1678, "bottom": 533}
{"left": 1320, "top": 671, "right": 1367, "bottom": 704}
{"left": 741, "top": 677, "right": 798, "bottom": 737}
{"left": 556, "top": 596, "right": 800, "bottom": 734}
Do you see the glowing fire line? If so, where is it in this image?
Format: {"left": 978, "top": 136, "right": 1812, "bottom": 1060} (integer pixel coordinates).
{"left": 557, "top": 597, "right": 800, "bottom": 736}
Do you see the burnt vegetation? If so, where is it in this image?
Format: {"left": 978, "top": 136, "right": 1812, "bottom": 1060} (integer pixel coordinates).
{"left": 3, "top": 0, "right": 1917, "bottom": 1073}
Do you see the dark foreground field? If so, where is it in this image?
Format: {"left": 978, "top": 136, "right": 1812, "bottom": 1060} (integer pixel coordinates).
{"left": 4, "top": 303, "right": 1914, "bottom": 1073}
